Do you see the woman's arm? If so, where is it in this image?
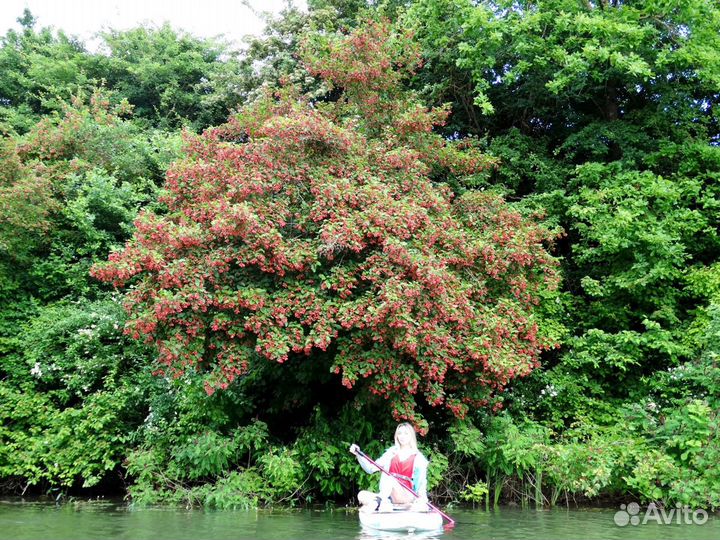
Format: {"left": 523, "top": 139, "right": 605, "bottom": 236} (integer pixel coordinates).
{"left": 412, "top": 454, "right": 429, "bottom": 501}
{"left": 349, "top": 444, "right": 394, "bottom": 474}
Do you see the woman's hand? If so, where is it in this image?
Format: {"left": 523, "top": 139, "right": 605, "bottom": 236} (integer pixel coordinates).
{"left": 349, "top": 443, "right": 360, "bottom": 455}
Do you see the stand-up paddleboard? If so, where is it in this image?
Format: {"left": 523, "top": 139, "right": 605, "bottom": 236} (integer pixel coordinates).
{"left": 359, "top": 508, "right": 444, "bottom": 532}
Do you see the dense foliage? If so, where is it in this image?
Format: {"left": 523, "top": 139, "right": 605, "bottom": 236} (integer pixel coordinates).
{"left": 2, "top": 0, "right": 720, "bottom": 511}
{"left": 402, "top": 0, "right": 720, "bottom": 509}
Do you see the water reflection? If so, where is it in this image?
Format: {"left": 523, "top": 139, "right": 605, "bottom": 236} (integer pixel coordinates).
{"left": 356, "top": 526, "right": 444, "bottom": 540}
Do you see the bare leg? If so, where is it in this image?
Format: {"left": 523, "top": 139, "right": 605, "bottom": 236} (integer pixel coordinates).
{"left": 358, "top": 488, "right": 394, "bottom": 513}
{"left": 380, "top": 474, "right": 415, "bottom": 506}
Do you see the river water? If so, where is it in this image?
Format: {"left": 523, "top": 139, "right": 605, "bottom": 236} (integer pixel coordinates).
{"left": 1, "top": 499, "right": 718, "bottom": 539}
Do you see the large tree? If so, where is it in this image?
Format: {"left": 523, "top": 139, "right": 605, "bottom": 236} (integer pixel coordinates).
{"left": 92, "top": 21, "right": 559, "bottom": 432}
{"left": 404, "top": 0, "right": 720, "bottom": 403}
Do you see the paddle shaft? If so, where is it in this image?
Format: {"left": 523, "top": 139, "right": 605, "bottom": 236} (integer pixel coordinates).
{"left": 355, "top": 448, "right": 456, "bottom": 528}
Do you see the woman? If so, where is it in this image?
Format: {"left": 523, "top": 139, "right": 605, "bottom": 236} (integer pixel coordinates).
{"left": 349, "top": 422, "right": 429, "bottom": 512}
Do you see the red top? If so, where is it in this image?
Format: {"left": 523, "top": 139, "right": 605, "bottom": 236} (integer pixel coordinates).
{"left": 389, "top": 453, "right": 416, "bottom": 490}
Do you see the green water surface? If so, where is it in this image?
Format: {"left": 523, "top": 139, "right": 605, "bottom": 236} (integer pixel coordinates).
{"left": 1, "top": 499, "right": 718, "bottom": 539}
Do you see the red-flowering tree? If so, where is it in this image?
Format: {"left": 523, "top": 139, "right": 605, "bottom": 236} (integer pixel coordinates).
{"left": 92, "top": 21, "right": 559, "bottom": 433}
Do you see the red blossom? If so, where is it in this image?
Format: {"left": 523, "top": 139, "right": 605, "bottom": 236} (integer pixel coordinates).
{"left": 90, "top": 21, "right": 559, "bottom": 433}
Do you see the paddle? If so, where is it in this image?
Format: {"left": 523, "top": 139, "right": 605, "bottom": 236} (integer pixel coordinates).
{"left": 353, "top": 447, "right": 456, "bottom": 529}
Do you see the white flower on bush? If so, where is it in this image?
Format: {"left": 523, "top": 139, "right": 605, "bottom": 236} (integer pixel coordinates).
{"left": 540, "top": 384, "right": 558, "bottom": 398}
{"left": 30, "top": 362, "right": 43, "bottom": 378}
{"left": 77, "top": 328, "right": 94, "bottom": 337}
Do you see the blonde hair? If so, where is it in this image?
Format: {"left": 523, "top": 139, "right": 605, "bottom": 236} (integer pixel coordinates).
{"left": 394, "top": 422, "right": 418, "bottom": 450}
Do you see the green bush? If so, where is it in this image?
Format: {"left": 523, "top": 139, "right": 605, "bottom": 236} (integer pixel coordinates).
{"left": 0, "top": 384, "right": 133, "bottom": 489}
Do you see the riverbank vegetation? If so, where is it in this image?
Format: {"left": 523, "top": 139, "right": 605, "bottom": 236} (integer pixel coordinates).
{"left": 1, "top": 0, "right": 719, "bottom": 511}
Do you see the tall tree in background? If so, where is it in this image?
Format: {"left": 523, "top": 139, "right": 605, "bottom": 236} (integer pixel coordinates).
{"left": 0, "top": 9, "right": 97, "bottom": 133}
{"left": 97, "top": 24, "right": 243, "bottom": 131}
